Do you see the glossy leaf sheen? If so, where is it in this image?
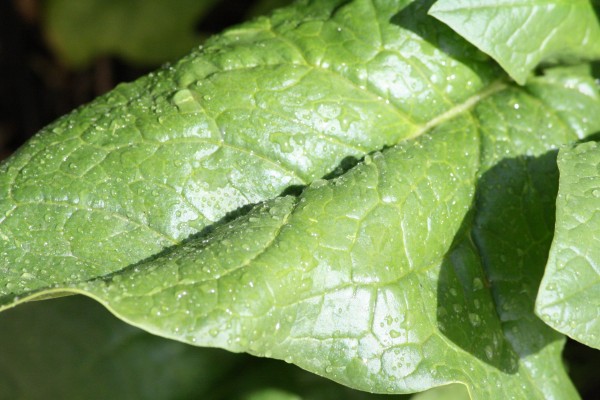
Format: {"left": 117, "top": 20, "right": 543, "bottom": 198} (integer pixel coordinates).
{"left": 430, "top": 0, "right": 600, "bottom": 84}
{"left": 2, "top": 0, "right": 600, "bottom": 399}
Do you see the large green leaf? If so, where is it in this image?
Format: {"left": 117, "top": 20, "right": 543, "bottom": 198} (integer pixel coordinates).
{"left": 536, "top": 141, "right": 600, "bottom": 349}
{"left": 2, "top": 0, "right": 600, "bottom": 398}
{"left": 430, "top": 0, "right": 600, "bottom": 84}
{"left": 0, "top": 0, "right": 495, "bottom": 305}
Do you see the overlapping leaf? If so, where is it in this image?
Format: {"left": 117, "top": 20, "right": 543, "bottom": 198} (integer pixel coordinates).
{"left": 536, "top": 141, "right": 600, "bottom": 349}
{"left": 2, "top": 0, "right": 600, "bottom": 399}
{"left": 430, "top": 0, "right": 600, "bottom": 84}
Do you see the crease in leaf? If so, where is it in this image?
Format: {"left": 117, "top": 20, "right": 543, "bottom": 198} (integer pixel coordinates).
{"left": 73, "top": 121, "right": 483, "bottom": 395}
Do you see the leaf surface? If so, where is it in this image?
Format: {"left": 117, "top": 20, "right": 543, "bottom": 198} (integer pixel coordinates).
{"left": 429, "top": 0, "right": 600, "bottom": 84}
{"left": 0, "top": 295, "right": 239, "bottom": 399}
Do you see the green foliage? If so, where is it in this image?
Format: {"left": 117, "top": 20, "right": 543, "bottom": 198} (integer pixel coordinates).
{"left": 2, "top": 0, "right": 600, "bottom": 398}
{"left": 42, "top": 0, "right": 220, "bottom": 67}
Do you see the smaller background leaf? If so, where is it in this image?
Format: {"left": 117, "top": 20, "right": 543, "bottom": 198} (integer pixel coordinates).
{"left": 41, "top": 0, "right": 219, "bottom": 67}
{"left": 0, "top": 295, "right": 415, "bottom": 400}
{"left": 0, "top": 294, "right": 239, "bottom": 399}
{"left": 429, "top": 0, "right": 600, "bottom": 84}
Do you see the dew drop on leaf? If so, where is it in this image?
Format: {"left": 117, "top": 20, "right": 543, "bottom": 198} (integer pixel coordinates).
{"left": 485, "top": 345, "right": 494, "bottom": 360}
{"left": 468, "top": 313, "right": 481, "bottom": 327}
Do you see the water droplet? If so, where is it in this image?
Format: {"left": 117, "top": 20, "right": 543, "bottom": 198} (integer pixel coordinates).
{"left": 20, "top": 272, "right": 35, "bottom": 280}
{"left": 472, "top": 278, "right": 483, "bottom": 290}
{"left": 468, "top": 313, "right": 481, "bottom": 326}
{"left": 269, "top": 132, "right": 293, "bottom": 153}
{"left": 151, "top": 307, "right": 162, "bottom": 317}
{"left": 485, "top": 345, "right": 494, "bottom": 360}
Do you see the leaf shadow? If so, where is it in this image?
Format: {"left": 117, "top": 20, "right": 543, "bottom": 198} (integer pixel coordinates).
{"left": 436, "top": 149, "right": 565, "bottom": 372}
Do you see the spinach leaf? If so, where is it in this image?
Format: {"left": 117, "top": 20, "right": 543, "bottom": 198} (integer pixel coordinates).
{"left": 0, "top": 0, "right": 495, "bottom": 305}
{"left": 2, "top": 0, "right": 600, "bottom": 398}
